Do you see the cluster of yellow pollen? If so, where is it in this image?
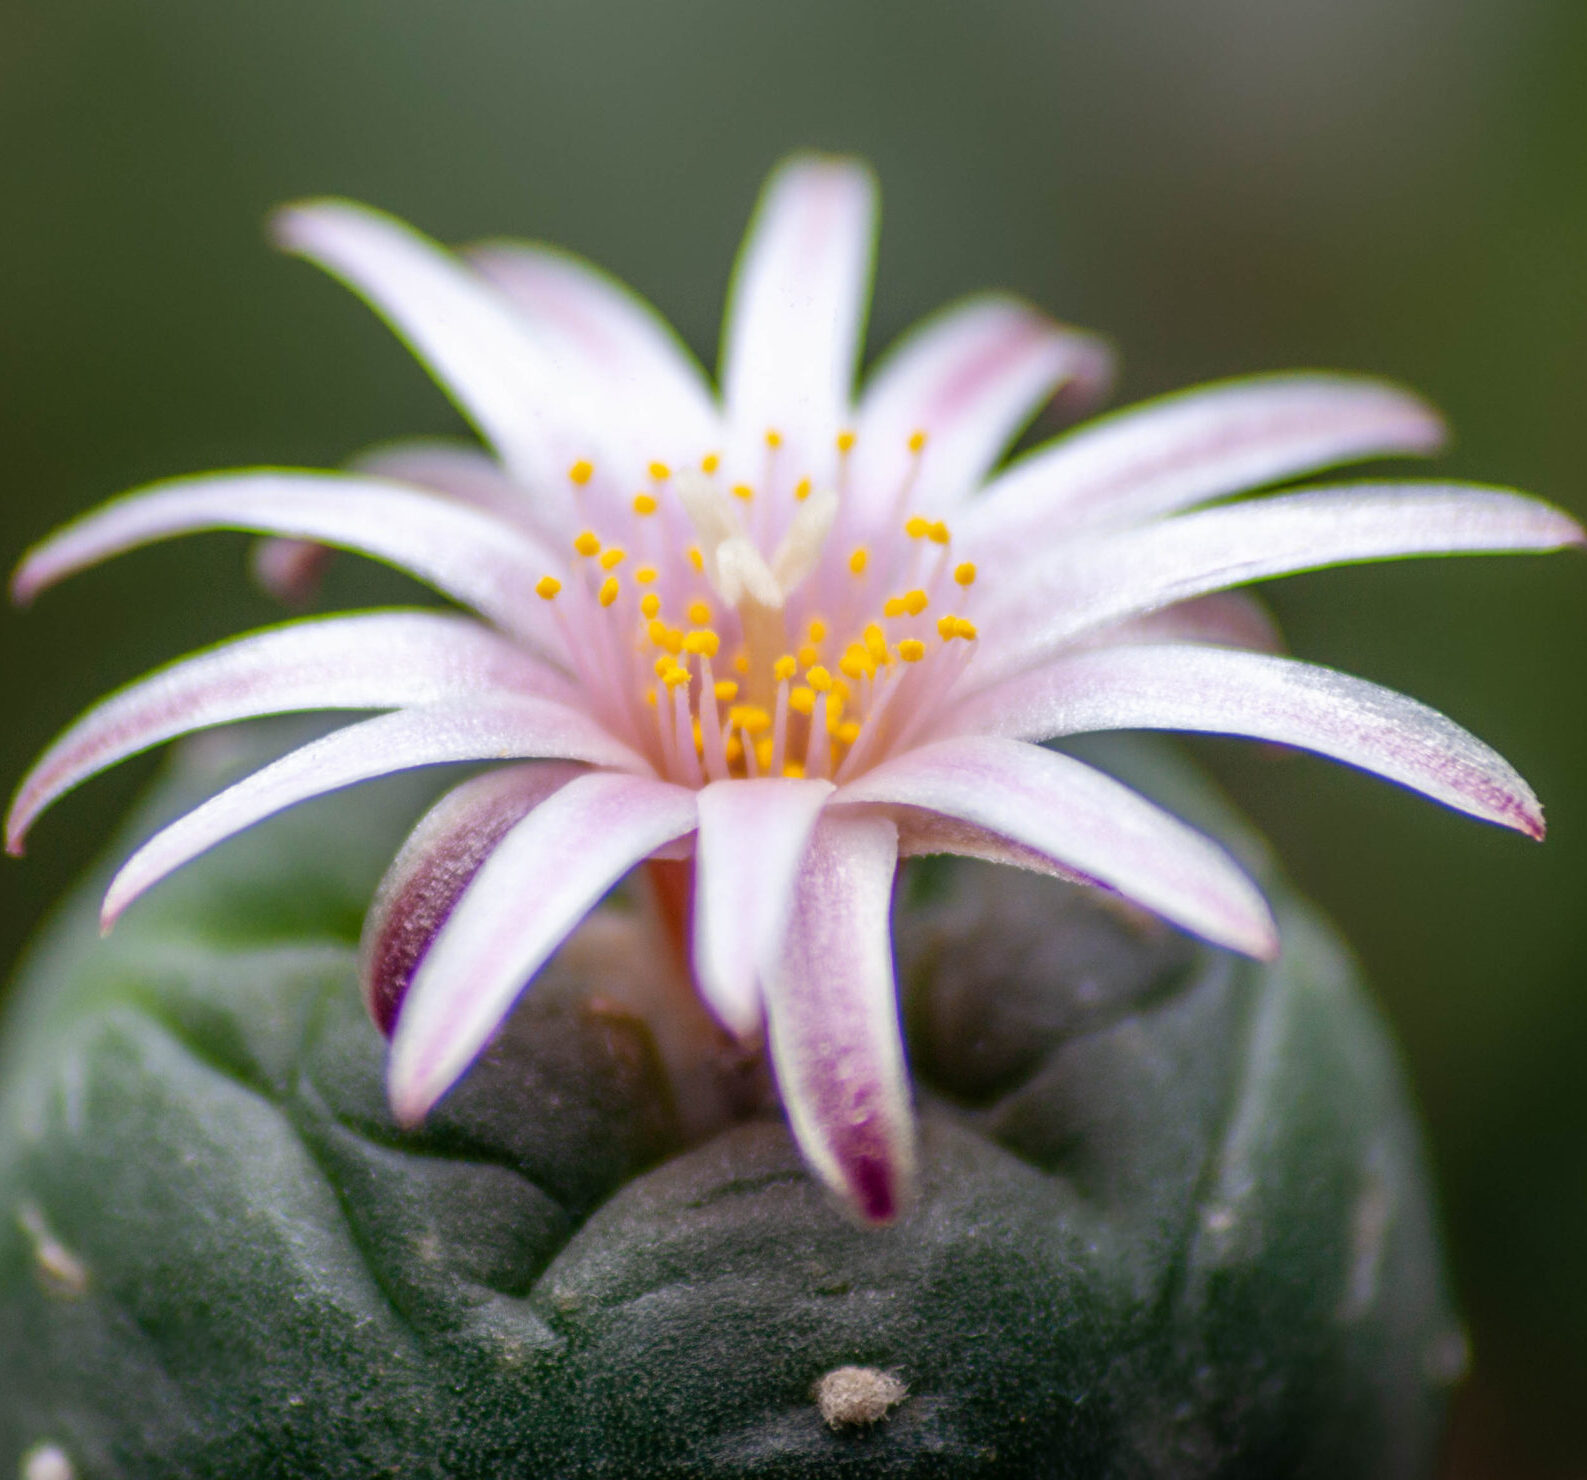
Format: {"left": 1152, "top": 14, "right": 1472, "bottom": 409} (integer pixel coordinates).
{"left": 532, "top": 428, "right": 982, "bottom": 785}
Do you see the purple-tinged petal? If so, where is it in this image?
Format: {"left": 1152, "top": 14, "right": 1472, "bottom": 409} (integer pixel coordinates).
{"left": 387, "top": 771, "right": 698, "bottom": 1125}
{"left": 834, "top": 736, "right": 1278, "bottom": 959}
{"left": 975, "top": 485, "right": 1585, "bottom": 684}
{"left": 100, "top": 697, "right": 643, "bottom": 928}
{"left": 1084, "top": 592, "right": 1284, "bottom": 655}
{"left": 353, "top": 440, "right": 548, "bottom": 534}
{"left": 250, "top": 536, "right": 333, "bottom": 605}
{"left": 959, "top": 373, "right": 1447, "bottom": 554}
{"left": 892, "top": 807, "right": 1094, "bottom": 882}
{"left": 849, "top": 295, "right": 1113, "bottom": 526}
{"left": 761, "top": 810, "right": 912, "bottom": 1224}
{"left": 720, "top": 156, "right": 877, "bottom": 468}
{"left": 361, "top": 762, "right": 585, "bottom": 1036}
{"left": 274, "top": 200, "right": 590, "bottom": 507}
{"left": 470, "top": 241, "right": 721, "bottom": 461}
{"left": 10, "top": 470, "right": 567, "bottom": 654}
{"left": 692, "top": 777, "right": 834, "bottom": 1039}
{"left": 6, "top": 611, "right": 569, "bottom": 854}
{"left": 961, "top": 643, "right": 1545, "bottom": 838}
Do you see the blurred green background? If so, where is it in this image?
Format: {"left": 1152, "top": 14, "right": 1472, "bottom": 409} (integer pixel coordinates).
{"left": 1, "top": 1, "right": 1582, "bottom": 1472}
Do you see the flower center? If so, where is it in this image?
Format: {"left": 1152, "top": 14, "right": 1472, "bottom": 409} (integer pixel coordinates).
{"left": 535, "top": 430, "right": 981, "bottom": 786}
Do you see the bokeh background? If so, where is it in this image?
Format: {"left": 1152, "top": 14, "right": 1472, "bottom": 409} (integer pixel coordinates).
{"left": 1, "top": 1, "right": 1583, "bottom": 1472}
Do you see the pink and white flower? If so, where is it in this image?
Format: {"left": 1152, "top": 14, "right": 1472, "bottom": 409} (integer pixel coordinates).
{"left": 9, "top": 157, "right": 1580, "bottom": 1223}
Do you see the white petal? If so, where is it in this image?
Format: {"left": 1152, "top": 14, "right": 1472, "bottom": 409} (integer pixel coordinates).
{"left": 274, "top": 200, "right": 592, "bottom": 506}
{"left": 762, "top": 810, "right": 912, "bottom": 1224}
{"left": 353, "top": 440, "right": 548, "bottom": 535}
{"left": 470, "top": 241, "right": 721, "bottom": 461}
{"left": 6, "top": 611, "right": 569, "bottom": 853}
{"left": 11, "top": 470, "right": 567, "bottom": 655}
{"left": 692, "top": 777, "right": 834, "bottom": 1037}
{"left": 1081, "top": 592, "right": 1284, "bottom": 655}
{"left": 361, "top": 763, "right": 585, "bottom": 1035}
{"left": 833, "top": 736, "right": 1277, "bottom": 959}
{"left": 720, "top": 156, "right": 877, "bottom": 468}
{"left": 960, "top": 373, "right": 1447, "bottom": 553}
{"left": 100, "top": 697, "right": 643, "bottom": 927}
{"left": 975, "top": 485, "right": 1585, "bottom": 684}
{"left": 849, "top": 295, "right": 1113, "bottom": 528}
{"left": 961, "top": 643, "right": 1545, "bottom": 837}
{"left": 387, "top": 771, "right": 698, "bottom": 1124}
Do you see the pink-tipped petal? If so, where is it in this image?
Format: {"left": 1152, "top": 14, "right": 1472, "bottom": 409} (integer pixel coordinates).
{"left": 5, "top": 611, "right": 568, "bottom": 854}
{"left": 849, "top": 295, "right": 1114, "bottom": 526}
{"left": 470, "top": 242, "right": 721, "bottom": 461}
{"left": 100, "top": 697, "right": 643, "bottom": 928}
{"left": 250, "top": 536, "right": 334, "bottom": 605}
{"left": 274, "top": 200, "right": 588, "bottom": 505}
{"left": 692, "top": 777, "right": 834, "bottom": 1039}
{"left": 834, "top": 736, "right": 1278, "bottom": 959}
{"left": 720, "top": 155, "right": 877, "bottom": 468}
{"left": 962, "top": 644, "right": 1545, "bottom": 838}
{"left": 360, "top": 762, "right": 585, "bottom": 1036}
{"left": 976, "top": 485, "right": 1586, "bottom": 683}
{"left": 10, "top": 470, "right": 566, "bottom": 654}
{"left": 762, "top": 810, "right": 912, "bottom": 1224}
{"left": 386, "top": 771, "right": 698, "bottom": 1124}
{"left": 960, "top": 373, "right": 1448, "bottom": 553}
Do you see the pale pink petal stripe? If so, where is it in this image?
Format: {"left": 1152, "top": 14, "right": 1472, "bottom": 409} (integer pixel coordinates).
{"left": 7, "top": 611, "right": 570, "bottom": 853}
{"left": 387, "top": 770, "right": 699, "bottom": 1124}
{"left": 720, "top": 156, "right": 877, "bottom": 468}
{"left": 471, "top": 241, "right": 721, "bottom": 460}
{"left": 100, "top": 697, "right": 644, "bottom": 928}
{"left": 360, "top": 762, "right": 585, "bottom": 1036}
{"left": 10, "top": 471, "right": 567, "bottom": 654}
{"left": 834, "top": 736, "right": 1278, "bottom": 958}
{"left": 959, "top": 373, "right": 1447, "bottom": 553}
{"left": 960, "top": 644, "right": 1544, "bottom": 838}
{"left": 975, "top": 485, "right": 1585, "bottom": 684}
{"left": 692, "top": 777, "right": 834, "bottom": 1039}
{"left": 762, "top": 810, "right": 912, "bottom": 1224}
{"left": 848, "top": 295, "right": 1114, "bottom": 528}
{"left": 274, "top": 200, "right": 587, "bottom": 505}
{"left": 1082, "top": 592, "right": 1284, "bottom": 655}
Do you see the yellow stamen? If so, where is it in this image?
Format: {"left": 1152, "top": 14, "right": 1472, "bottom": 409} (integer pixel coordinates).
{"left": 568, "top": 459, "right": 594, "bottom": 485}
{"left": 754, "top": 737, "right": 774, "bottom": 772}
{"left": 789, "top": 686, "right": 816, "bottom": 717}
{"left": 686, "top": 599, "right": 713, "bottom": 626}
{"left": 904, "top": 589, "right": 929, "bottom": 616}
{"left": 883, "top": 596, "right": 907, "bottom": 619}
{"left": 794, "top": 477, "right": 812, "bottom": 502}
{"left": 898, "top": 639, "right": 926, "bottom": 662}
{"left": 701, "top": 452, "right": 721, "bottom": 474}
{"left": 908, "top": 428, "right": 928, "bottom": 454}
{"left": 535, "top": 575, "right": 561, "bottom": 600}
{"left": 724, "top": 733, "right": 744, "bottom": 763}
{"left": 661, "top": 663, "right": 691, "bottom": 689}
{"left": 765, "top": 428, "right": 783, "bottom": 450}
{"left": 905, "top": 515, "right": 932, "bottom": 540}
{"left": 635, "top": 564, "right": 658, "bottom": 585}
{"left": 640, "top": 592, "right": 662, "bottom": 619}
{"left": 654, "top": 654, "right": 676, "bottom": 678}
{"left": 632, "top": 492, "right": 658, "bottom": 516}
{"left": 772, "top": 654, "right": 798, "bottom": 682}
{"left": 599, "top": 547, "right": 626, "bottom": 570}
{"left": 928, "top": 520, "right": 951, "bottom": 545}
{"left": 693, "top": 718, "right": 705, "bottom": 753}
{"left": 848, "top": 546, "right": 869, "bottom": 575}
{"left": 806, "top": 665, "right": 833, "bottom": 693}
{"left": 954, "top": 561, "right": 977, "bottom": 586}
{"left": 729, "top": 704, "right": 773, "bottom": 735}
{"left": 797, "top": 643, "right": 820, "bottom": 669}
{"left": 731, "top": 483, "right": 754, "bottom": 502}
{"left": 644, "top": 687, "right": 657, "bottom": 707}
{"left": 573, "top": 530, "right": 601, "bottom": 557}
{"left": 836, "top": 429, "right": 856, "bottom": 454}
{"left": 733, "top": 651, "right": 750, "bottom": 675}
{"left": 807, "top": 618, "right": 827, "bottom": 643}
{"left": 648, "top": 461, "right": 672, "bottom": 481}
{"left": 839, "top": 645, "right": 870, "bottom": 681}
{"left": 647, "top": 619, "right": 683, "bottom": 653}
{"left": 783, "top": 760, "right": 805, "bottom": 779}
{"left": 688, "top": 546, "right": 704, "bottom": 572}
{"left": 835, "top": 719, "right": 862, "bottom": 745}
{"left": 598, "top": 576, "right": 620, "bottom": 607}
{"left": 863, "top": 624, "right": 889, "bottom": 663}
{"left": 682, "top": 629, "right": 720, "bottom": 658}
{"left": 714, "top": 679, "right": 739, "bottom": 702}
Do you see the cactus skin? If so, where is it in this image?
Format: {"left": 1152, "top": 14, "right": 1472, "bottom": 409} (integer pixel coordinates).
{"left": 0, "top": 725, "right": 1464, "bottom": 1478}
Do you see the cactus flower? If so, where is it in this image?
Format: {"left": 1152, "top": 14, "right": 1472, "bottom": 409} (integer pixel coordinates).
{"left": 8, "top": 156, "right": 1580, "bottom": 1222}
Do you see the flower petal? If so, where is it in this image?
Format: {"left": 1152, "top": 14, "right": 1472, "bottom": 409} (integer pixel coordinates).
{"left": 692, "top": 777, "right": 834, "bottom": 1038}
{"left": 386, "top": 770, "right": 698, "bottom": 1124}
{"left": 10, "top": 470, "right": 567, "bottom": 654}
{"left": 470, "top": 241, "right": 721, "bottom": 461}
{"left": 976, "top": 484, "right": 1585, "bottom": 683}
{"left": 761, "top": 810, "right": 912, "bottom": 1224}
{"left": 6, "top": 611, "right": 570, "bottom": 854}
{"left": 100, "top": 697, "right": 643, "bottom": 928}
{"left": 720, "top": 155, "right": 877, "bottom": 468}
{"left": 353, "top": 440, "right": 546, "bottom": 532}
{"left": 360, "top": 762, "right": 585, "bottom": 1036}
{"left": 961, "top": 643, "right": 1545, "bottom": 838}
{"left": 1086, "top": 592, "right": 1284, "bottom": 654}
{"left": 960, "top": 373, "right": 1447, "bottom": 554}
{"left": 848, "top": 295, "right": 1113, "bottom": 528}
{"left": 834, "top": 736, "right": 1278, "bottom": 959}
{"left": 274, "top": 200, "right": 588, "bottom": 507}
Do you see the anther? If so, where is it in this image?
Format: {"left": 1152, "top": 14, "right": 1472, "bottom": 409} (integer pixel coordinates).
{"left": 640, "top": 592, "right": 662, "bottom": 619}
{"left": 954, "top": 561, "right": 977, "bottom": 586}
{"left": 573, "top": 530, "right": 601, "bottom": 557}
{"left": 863, "top": 624, "right": 889, "bottom": 663}
{"left": 689, "top": 547, "right": 705, "bottom": 572}
{"left": 636, "top": 565, "right": 658, "bottom": 584}
{"left": 599, "top": 547, "right": 626, "bottom": 570}
{"left": 729, "top": 704, "right": 773, "bottom": 734}
{"left": 732, "top": 483, "right": 755, "bottom": 502}
{"left": 794, "top": 477, "right": 812, "bottom": 501}
{"left": 807, "top": 666, "right": 834, "bottom": 693}
{"left": 908, "top": 429, "right": 928, "bottom": 454}
{"left": 682, "top": 629, "right": 721, "bottom": 657}
{"left": 883, "top": 596, "right": 907, "bottom": 619}
{"left": 836, "top": 719, "right": 862, "bottom": 745}
{"left": 928, "top": 520, "right": 951, "bottom": 545}
{"left": 714, "top": 679, "right": 739, "bottom": 702}
{"left": 773, "top": 655, "right": 798, "bottom": 682}
{"left": 765, "top": 429, "right": 783, "bottom": 450}
{"left": 898, "top": 639, "right": 926, "bottom": 662}
{"left": 797, "top": 643, "right": 819, "bottom": 669}
{"left": 598, "top": 576, "right": 620, "bottom": 607}
{"left": 905, "top": 515, "right": 932, "bottom": 540}
{"left": 839, "top": 646, "right": 870, "bottom": 681}
{"left": 648, "top": 461, "right": 672, "bottom": 481}
{"left": 849, "top": 547, "right": 869, "bottom": 575}
{"left": 535, "top": 576, "right": 562, "bottom": 600}
{"left": 903, "top": 589, "right": 929, "bottom": 616}
{"left": 789, "top": 686, "right": 816, "bottom": 716}
{"left": 684, "top": 599, "right": 711, "bottom": 625}
{"left": 808, "top": 618, "right": 827, "bottom": 643}
{"left": 632, "top": 493, "right": 658, "bottom": 516}
{"left": 783, "top": 760, "right": 805, "bottom": 778}
{"left": 568, "top": 459, "right": 594, "bottom": 485}
{"left": 836, "top": 429, "right": 857, "bottom": 454}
